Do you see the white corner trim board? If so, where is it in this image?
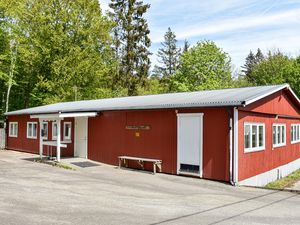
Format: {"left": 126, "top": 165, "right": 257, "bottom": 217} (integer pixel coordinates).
{"left": 233, "top": 107, "right": 239, "bottom": 184}
{"left": 239, "top": 158, "right": 300, "bottom": 187}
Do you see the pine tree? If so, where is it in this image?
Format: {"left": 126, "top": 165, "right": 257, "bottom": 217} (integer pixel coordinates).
{"left": 182, "top": 40, "right": 190, "bottom": 54}
{"left": 242, "top": 50, "right": 255, "bottom": 77}
{"left": 109, "top": 0, "right": 151, "bottom": 96}
{"left": 242, "top": 49, "right": 265, "bottom": 83}
{"left": 255, "top": 48, "right": 264, "bottom": 64}
{"left": 155, "top": 27, "right": 181, "bottom": 78}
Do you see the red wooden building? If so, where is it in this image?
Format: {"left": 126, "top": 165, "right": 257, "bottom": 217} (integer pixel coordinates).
{"left": 5, "top": 84, "right": 300, "bottom": 186}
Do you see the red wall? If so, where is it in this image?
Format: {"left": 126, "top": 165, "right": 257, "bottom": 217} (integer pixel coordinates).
{"left": 6, "top": 115, "right": 74, "bottom": 157}
{"left": 88, "top": 108, "right": 230, "bottom": 182}
{"left": 238, "top": 90, "right": 300, "bottom": 181}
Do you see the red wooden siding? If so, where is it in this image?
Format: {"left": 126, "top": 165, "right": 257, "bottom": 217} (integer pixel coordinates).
{"left": 7, "top": 88, "right": 300, "bottom": 184}
{"left": 88, "top": 108, "right": 230, "bottom": 182}
{"left": 243, "top": 90, "right": 300, "bottom": 116}
{"left": 6, "top": 115, "right": 74, "bottom": 157}
{"left": 238, "top": 90, "right": 300, "bottom": 181}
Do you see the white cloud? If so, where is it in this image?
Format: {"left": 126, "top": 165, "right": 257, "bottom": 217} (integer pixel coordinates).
{"left": 98, "top": 0, "right": 300, "bottom": 69}
{"left": 151, "top": 8, "right": 300, "bottom": 43}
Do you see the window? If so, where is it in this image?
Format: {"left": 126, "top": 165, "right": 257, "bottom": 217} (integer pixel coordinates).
{"left": 291, "top": 124, "right": 300, "bottom": 144}
{"left": 244, "top": 123, "right": 265, "bottom": 152}
{"left": 9, "top": 122, "right": 18, "bottom": 137}
{"left": 27, "top": 122, "right": 37, "bottom": 139}
{"left": 52, "top": 122, "right": 58, "bottom": 140}
{"left": 42, "top": 122, "right": 48, "bottom": 140}
{"left": 63, "top": 122, "right": 72, "bottom": 140}
{"left": 273, "top": 124, "right": 286, "bottom": 148}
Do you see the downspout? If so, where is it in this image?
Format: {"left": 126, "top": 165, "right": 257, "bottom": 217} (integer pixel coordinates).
{"left": 228, "top": 108, "right": 234, "bottom": 185}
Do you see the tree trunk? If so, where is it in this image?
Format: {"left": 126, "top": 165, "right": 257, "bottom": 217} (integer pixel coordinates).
{"left": 5, "top": 39, "right": 17, "bottom": 113}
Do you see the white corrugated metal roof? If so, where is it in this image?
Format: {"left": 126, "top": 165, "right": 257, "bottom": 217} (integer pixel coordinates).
{"left": 5, "top": 84, "right": 295, "bottom": 116}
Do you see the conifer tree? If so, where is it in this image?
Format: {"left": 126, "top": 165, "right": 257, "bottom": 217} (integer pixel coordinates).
{"left": 242, "top": 50, "right": 255, "bottom": 78}
{"left": 155, "top": 27, "right": 181, "bottom": 78}
{"left": 242, "top": 48, "right": 264, "bottom": 83}
{"left": 109, "top": 0, "right": 151, "bottom": 96}
{"left": 255, "top": 48, "right": 264, "bottom": 63}
{"left": 182, "top": 40, "right": 190, "bottom": 54}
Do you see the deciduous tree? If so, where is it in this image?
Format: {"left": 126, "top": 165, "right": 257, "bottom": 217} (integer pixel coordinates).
{"left": 170, "top": 40, "right": 232, "bottom": 92}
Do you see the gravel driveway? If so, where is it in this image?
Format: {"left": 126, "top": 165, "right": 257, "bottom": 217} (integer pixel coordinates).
{"left": 0, "top": 150, "right": 299, "bottom": 225}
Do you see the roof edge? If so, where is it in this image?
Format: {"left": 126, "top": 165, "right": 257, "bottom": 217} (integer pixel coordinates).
{"left": 243, "top": 84, "right": 290, "bottom": 106}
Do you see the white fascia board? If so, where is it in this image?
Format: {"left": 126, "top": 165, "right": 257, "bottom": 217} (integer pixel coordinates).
{"left": 59, "top": 112, "right": 97, "bottom": 118}
{"left": 287, "top": 85, "right": 300, "bottom": 104}
{"left": 30, "top": 112, "right": 97, "bottom": 119}
{"left": 30, "top": 114, "right": 60, "bottom": 119}
{"left": 244, "top": 84, "right": 289, "bottom": 106}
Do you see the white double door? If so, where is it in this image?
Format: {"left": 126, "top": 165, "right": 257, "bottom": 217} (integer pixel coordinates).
{"left": 177, "top": 113, "right": 203, "bottom": 177}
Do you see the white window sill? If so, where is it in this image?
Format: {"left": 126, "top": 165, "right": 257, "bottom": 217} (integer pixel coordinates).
{"left": 27, "top": 136, "right": 37, "bottom": 139}
{"left": 9, "top": 135, "right": 18, "bottom": 138}
{"left": 273, "top": 143, "right": 286, "bottom": 149}
{"left": 244, "top": 147, "right": 265, "bottom": 153}
{"left": 50, "top": 139, "right": 71, "bottom": 143}
{"left": 291, "top": 140, "right": 300, "bottom": 144}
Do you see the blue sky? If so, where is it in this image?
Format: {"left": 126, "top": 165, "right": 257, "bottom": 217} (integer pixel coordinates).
{"left": 99, "top": 0, "right": 300, "bottom": 71}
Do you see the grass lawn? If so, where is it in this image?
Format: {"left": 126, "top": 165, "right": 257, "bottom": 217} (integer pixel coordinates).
{"left": 34, "top": 159, "right": 75, "bottom": 170}
{"left": 265, "top": 169, "right": 300, "bottom": 189}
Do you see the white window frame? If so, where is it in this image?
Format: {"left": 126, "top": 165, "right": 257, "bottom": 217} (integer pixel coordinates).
{"left": 27, "top": 122, "right": 38, "bottom": 139}
{"left": 42, "top": 122, "right": 48, "bottom": 140}
{"left": 63, "top": 122, "right": 72, "bottom": 141}
{"left": 291, "top": 124, "right": 300, "bottom": 144}
{"left": 273, "top": 123, "right": 286, "bottom": 148}
{"left": 52, "top": 122, "right": 58, "bottom": 140}
{"left": 9, "top": 122, "right": 18, "bottom": 137}
{"left": 244, "top": 122, "right": 265, "bottom": 153}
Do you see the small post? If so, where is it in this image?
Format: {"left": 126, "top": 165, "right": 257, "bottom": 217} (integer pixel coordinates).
{"left": 153, "top": 163, "right": 156, "bottom": 174}
{"left": 56, "top": 119, "right": 61, "bottom": 162}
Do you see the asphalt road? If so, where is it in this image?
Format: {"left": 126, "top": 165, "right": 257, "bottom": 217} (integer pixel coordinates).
{"left": 0, "top": 150, "right": 299, "bottom": 225}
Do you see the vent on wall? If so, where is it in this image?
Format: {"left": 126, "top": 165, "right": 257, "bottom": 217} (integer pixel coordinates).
{"left": 180, "top": 164, "right": 200, "bottom": 174}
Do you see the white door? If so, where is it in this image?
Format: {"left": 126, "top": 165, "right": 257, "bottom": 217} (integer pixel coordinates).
{"left": 75, "top": 117, "right": 88, "bottom": 158}
{"left": 177, "top": 113, "right": 203, "bottom": 177}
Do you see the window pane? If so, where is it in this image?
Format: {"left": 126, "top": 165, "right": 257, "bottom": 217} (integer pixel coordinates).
{"left": 259, "top": 125, "right": 264, "bottom": 147}
{"left": 277, "top": 126, "right": 281, "bottom": 144}
{"left": 28, "top": 123, "right": 32, "bottom": 137}
{"left": 64, "top": 123, "right": 71, "bottom": 139}
{"left": 53, "top": 123, "right": 57, "bottom": 137}
{"left": 297, "top": 126, "right": 299, "bottom": 141}
{"left": 293, "top": 126, "right": 296, "bottom": 141}
{"left": 252, "top": 125, "right": 257, "bottom": 148}
{"left": 244, "top": 125, "right": 250, "bottom": 149}
{"left": 273, "top": 126, "right": 276, "bottom": 145}
{"left": 293, "top": 126, "right": 296, "bottom": 142}
{"left": 43, "top": 123, "right": 48, "bottom": 137}
{"left": 281, "top": 126, "right": 285, "bottom": 143}
{"left": 33, "top": 124, "right": 37, "bottom": 137}
{"left": 10, "top": 124, "right": 12, "bottom": 135}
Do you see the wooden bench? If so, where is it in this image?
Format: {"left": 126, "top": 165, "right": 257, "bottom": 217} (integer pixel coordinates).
{"left": 118, "top": 156, "right": 162, "bottom": 174}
